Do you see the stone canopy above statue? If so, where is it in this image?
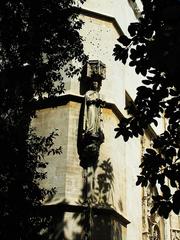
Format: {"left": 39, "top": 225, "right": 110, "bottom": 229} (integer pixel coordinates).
{"left": 86, "top": 60, "right": 106, "bottom": 82}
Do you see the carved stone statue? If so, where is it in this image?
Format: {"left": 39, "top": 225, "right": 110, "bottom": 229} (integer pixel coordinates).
{"left": 79, "top": 80, "right": 105, "bottom": 168}
{"left": 83, "top": 81, "right": 104, "bottom": 136}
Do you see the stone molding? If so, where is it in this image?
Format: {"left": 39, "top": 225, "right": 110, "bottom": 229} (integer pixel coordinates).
{"left": 33, "top": 93, "right": 124, "bottom": 120}
{"left": 33, "top": 93, "right": 157, "bottom": 139}
{"left": 77, "top": 7, "right": 124, "bottom": 35}
{"left": 41, "top": 202, "right": 130, "bottom": 227}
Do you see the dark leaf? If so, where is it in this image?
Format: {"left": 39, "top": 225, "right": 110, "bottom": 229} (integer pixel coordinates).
{"left": 123, "top": 134, "right": 129, "bottom": 142}
{"left": 115, "top": 130, "right": 122, "bottom": 139}
{"left": 113, "top": 44, "right": 124, "bottom": 61}
{"left": 129, "top": 60, "right": 136, "bottom": 66}
{"left": 135, "top": 65, "right": 140, "bottom": 74}
{"left": 128, "top": 23, "right": 140, "bottom": 37}
{"left": 121, "top": 49, "right": 129, "bottom": 65}
{"left": 152, "top": 195, "right": 163, "bottom": 202}
{"left": 142, "top": 80, "right": 152, "bottom": 85}
{"left": 150, "top": 202, "right": 159, "bottom": 214}
{"left": 146, "top": 148, "right": 156, "bottom": 155}
{"left": 149, "top": 175, "right": 157, "bottom": 186}
{"left": 141, "top": 178, "right": 148, "bottom": 187}
{"left": 137, "top": 127, "right": 144, "bottom": 136}
{"left": 158, "top": 174, "right": 165, "bottom": 185}
{"left": 170, "top": 179, "right": 177, "bottom": 188}
{"left": 161, "top": 185, "right": 171, "bottom": 200}
{"left": 166, "top": 147, "right": 176, "bottom": 157}
{"left": 136, "top": 175, "right": 144, "bottom": 186}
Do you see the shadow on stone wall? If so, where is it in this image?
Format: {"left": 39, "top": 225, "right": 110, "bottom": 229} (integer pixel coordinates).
{"left": 94, "top": 158, "right": 114, "bottom": 207}
{"left": 39, "top": 159, "right": 123, "bottom": 240}
{"left": 71, "top": 158, "right": 116, "bottom": 240}
{"left": 44, "top": 213, "right": 68, "bottom": 240}
{"left": 37, "top": 199, "right": 68, "bottom": 240}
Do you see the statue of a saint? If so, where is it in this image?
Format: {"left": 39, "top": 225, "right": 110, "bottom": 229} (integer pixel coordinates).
{"left": 79, "top": 80, "right": 105, "bottom": 168}
{"left": 83, "top": 81, "right": 104, "bottom": 136}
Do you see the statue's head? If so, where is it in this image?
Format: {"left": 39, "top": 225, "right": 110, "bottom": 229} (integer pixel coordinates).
{"left": 91, "top": 80, "right": 101, "bottom": 91}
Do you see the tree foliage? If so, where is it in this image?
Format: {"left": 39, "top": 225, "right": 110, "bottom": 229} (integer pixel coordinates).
{"left": 0, "top": 0, "right": 86, "bottom": 97}
{"left": 114, "top": 0, "right": 180, "bottom": 218}
{"left": 0, "top": 0, "right": 86, "bottom": 239}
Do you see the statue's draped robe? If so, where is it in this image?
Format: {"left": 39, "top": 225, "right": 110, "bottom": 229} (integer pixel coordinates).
{"left": 83, "top": 90, "right": 103, "bottom": 135}
{"left": 79, "top": 89, "right": 104, "bottom": 168}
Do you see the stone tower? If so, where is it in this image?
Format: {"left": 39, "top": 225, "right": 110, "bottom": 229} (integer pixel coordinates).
{"left": 32, "top": 0, "right": 180, "bottom": 239}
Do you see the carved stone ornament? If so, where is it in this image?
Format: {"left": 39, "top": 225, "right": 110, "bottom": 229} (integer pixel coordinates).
{"left": 142, "top": 186, "right": 161, "bottom": 240}
{"left": 86, "top": 60, "right": 106, "bottom": 81}
{"left": 171, "top": 229, "right": 180, "bottom": 240}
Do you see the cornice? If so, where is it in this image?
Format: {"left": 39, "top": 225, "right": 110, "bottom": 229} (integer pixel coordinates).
{"left": 78, "top": 7, "right": 124, "bottom": 35}
{"left": 34, "top": 93, "right": 157, "bottom": 139}
{"left": 41, "top": 202, "right": 130, "bottom": 227}
{"left": 33, "top": 93, "right": 124, "bottom": 120}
